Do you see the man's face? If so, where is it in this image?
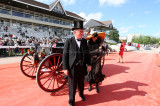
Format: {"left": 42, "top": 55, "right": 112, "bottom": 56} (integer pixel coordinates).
{"left": 74, "top": 29, "right": 84, "bottom": 39}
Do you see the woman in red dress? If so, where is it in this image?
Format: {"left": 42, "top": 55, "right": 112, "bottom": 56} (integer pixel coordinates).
{"left": 118, "top": 40, "right": 125, "bottom": 63}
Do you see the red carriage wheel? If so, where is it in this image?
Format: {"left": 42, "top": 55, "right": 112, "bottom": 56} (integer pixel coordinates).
{"left": 36, "top": 53, "right": 67, "bottom": 92}
{"left": 20, "top": 53, "right": 38, "bottom": 78}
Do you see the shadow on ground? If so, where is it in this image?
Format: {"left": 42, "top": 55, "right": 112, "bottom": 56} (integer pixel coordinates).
{"left": 50, "top": 84, "right": 69, "bottom": 96}
{"left": 50, "top": 63, "right": 131, "bottom": 96}
{"left": 76, "top": 81, "right": 148, "bottom": 106}
{"left": 102, "top": 64, "right": 130, "bottom": 77}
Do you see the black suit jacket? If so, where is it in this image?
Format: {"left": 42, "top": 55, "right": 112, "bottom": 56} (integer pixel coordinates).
{"left": 63, "top": 37, "right": 91, "bottom": 75}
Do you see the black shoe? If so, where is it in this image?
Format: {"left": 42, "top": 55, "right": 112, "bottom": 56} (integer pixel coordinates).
{"left": 69, "top": 103, "right": 74, "bottom": 106}
{"left": 88, "top": 85, "right": 92, "bottom": 91}
{"left": 96, "top": 85, "right": 100, "bottom": 93}
{"left": 80, "top": 96, "right": 86, "bottom": 101}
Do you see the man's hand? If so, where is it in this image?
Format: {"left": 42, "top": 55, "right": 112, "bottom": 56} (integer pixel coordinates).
{"left": 87, "top": 66, "right": 92, "bottom": 72}
{"left": 63, "top": 69, "right": 68, "bottom": 75}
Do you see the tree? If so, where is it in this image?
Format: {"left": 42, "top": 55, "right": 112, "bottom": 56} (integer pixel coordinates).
{"left": 108, "top": 30, "right": 119, "bottom": 43}
{"left": 132, "top": 36, "right": 139, "bottom": 43}
{"left": 138, "top": 36, "right": 143, "bottom": 44}
{"left": 132, "top": 35, "right": 160, "bottom": 44}
{"left": 143, "top": 36, "right": 151, "bottom": 44}
{"left": 151, "top": 37, "right": 158, "bottom": 44}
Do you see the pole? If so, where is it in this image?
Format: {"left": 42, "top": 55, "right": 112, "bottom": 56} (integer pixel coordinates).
{"left": 8, "top": 47, "right": 10, "bottom": 56}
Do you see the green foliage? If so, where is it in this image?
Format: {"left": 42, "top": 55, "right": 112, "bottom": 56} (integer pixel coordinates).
{"left": 143, "top": 36, "right": 151, "bottom": 44}
{"left": 108, "top": 30, "right": 119, "bottom": 43}
{"left": 150, "top": 37, "right": 159, "bottom": 44}
{"left": 132, "top": 35, "right": 160, "bottom": 44}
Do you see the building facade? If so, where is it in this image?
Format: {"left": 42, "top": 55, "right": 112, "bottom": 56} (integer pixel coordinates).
{"left": 84, "top": 19, "right": 114, "bottom": 33}
{"left": 119, "top": 36, "right": 127, "bottom": 41}
{"left": 0, "top": 0, "right": 85, "bottom": 38}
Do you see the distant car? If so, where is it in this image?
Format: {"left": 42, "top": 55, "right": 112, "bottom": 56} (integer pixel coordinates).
{"left": 144, "top": 46, "right": 151, "bottom": 50}
{"left": 125, "top": 45, "right": 137, "bottom": 51}
{"left": 109, "top": 45, "right": 118, "bottom": 52}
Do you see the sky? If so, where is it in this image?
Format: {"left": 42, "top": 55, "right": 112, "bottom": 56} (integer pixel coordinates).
{"left": 36, "top": 0, "right": 160, "bottom": 37}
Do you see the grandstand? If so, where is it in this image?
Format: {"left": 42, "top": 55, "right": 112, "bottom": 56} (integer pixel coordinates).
{"left": 0, "top": 0, "right": 85, "bottom": 39}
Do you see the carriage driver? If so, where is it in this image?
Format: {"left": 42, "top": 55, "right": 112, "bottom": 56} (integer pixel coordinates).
{"left": 63, "top": 21, "right": 91, "bottom": 106}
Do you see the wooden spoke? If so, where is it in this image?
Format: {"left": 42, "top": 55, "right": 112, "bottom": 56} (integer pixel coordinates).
{"left": 22, "top": 64, "right": 33, "bottom": 67}
{"left": 54, "top": 57, "right": 56, "bottom": 68}
{"left": 56, "top": 74, "right": 63, "bottom": 84}
{"left": 26, "top": 56, "right": 32, "bottom": 60}
{"left": 23, "top": 60, "right": 32, "bottom": 63}
{"left": 48, "top": 59, "right": 56, "bottom": 71}
{"left": 20, "top": 53, "right": 37, "bottom": 78}
{"left": 31, "top": 67, "right": 35, "bottom": 76}
{"left": 23, "top": 66, "right": 34, "bottom": 71}
{"left": 52, "top": 77, "right": 56, "bottom": 90}
{"left": 56, "top": 56, "right": 60, "bottom": 69}
{"left": 47, "top": 76, "right": 54, "bottom": 89}
{"left": 55, "top": 75, "right": 59, "bottom": 88}
{"left": 39, "top": 73, "right": 52, "bottom": 80}
{"left": 27, "top": 67, "right": 34, "bottom": 75}
{"left": 36, "top": 54, "right": 67, "bottom": 92}
{"left": 42, "top": 74, "right": 53, "bottom": 86}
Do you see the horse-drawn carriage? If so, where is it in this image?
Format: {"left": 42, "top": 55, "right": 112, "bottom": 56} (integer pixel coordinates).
{"left": 20, "top": 39, "right": 106, "bottom": 92}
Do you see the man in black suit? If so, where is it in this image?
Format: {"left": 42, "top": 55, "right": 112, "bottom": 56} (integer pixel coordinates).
{"left": 63, "top": 21, "right": 91, "bottom": 106}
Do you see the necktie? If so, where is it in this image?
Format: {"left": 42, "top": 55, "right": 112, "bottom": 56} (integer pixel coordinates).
{"left": 77, "top": 39, "right": 82, "bottom": 41}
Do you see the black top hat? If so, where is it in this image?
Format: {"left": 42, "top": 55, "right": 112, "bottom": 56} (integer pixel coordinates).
{"left": 72, "top": 21, "right": 84, "bottom": 30}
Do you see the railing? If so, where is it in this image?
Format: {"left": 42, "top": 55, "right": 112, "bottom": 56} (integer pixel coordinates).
{"left": 0, "top": 46, "right": 33, "bottom": 56}
{"left": 0, "top": 46, "right": 63, "bottom": 57}
{"left": 0, "top": 8, "right": 11, "bottom": 15}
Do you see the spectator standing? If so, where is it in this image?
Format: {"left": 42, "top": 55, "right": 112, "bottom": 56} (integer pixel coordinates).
{"left": 118, "top": 39, "right": 125, "bottom": 63}
{"left": 14, "top": 40, "right": 19, "bottom": 56}
{"left": 137, "top": 43, "right": 140, "bottom": 50}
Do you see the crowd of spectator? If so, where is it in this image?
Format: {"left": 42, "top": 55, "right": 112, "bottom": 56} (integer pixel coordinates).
{"left": 0, "top": 35, "right": 62, "bottom": 56}
{"left": 0, "top": 35, "right": 61, "bottom": 47}
{"left": 0, "top": 26, "right": 8, "bottom": 32}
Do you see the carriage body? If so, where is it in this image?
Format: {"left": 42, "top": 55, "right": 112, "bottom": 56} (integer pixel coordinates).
{"left": 20, "top": 43, "right": 64, "bottom": 78}
{"left": 20, "top": 42, "right": 105, "bottom": 92}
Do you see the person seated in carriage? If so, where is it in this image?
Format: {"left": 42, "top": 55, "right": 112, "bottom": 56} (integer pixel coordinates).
{"left": 53, "top": 38, "right": 59, "bottom": 48}
{"left": 86, "top": 31, "right": 106, "bottom": 93}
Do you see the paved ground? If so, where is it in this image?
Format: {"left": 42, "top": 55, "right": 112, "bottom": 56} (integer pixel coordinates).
{"left": 0, "top": 48, "right": 160, "bottom": 106}
{"left": 0, "top": 56, "right": 23, "bottom": 65}
{"left": 0, "top": 47, "right": 158, "bottom": 65}
{"left": 132, "top": 47, "right": 158, "bottom": 54}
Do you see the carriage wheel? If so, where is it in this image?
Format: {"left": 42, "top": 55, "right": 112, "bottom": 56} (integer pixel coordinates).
{"left": 20, "top": 53, "right": 38, "bottom": 78}
{"left": 36, "top": 54, "right": 67, "bottom": 92}
{"left": 101, "top": 50, "right": 105, "bottom": 68}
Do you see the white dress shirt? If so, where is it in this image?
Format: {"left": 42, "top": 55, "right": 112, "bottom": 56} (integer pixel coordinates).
{"left": 75, "top": 37, "right": 81, "bottom": 48}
